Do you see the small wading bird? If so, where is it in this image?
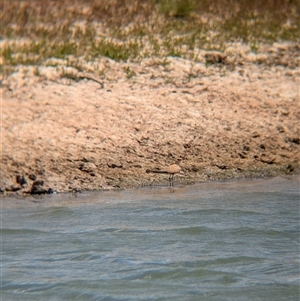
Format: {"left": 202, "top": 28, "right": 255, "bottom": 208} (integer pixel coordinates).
{"left": 146, "top": 159, "right": 182, "bottom": 186}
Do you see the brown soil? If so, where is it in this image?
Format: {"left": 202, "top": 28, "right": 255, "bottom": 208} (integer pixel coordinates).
{"left": 1, "top": 43, "right": 299, "bottom": 195}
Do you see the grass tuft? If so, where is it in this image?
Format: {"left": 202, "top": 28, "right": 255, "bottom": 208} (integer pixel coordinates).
{"left": 1, "top": 0, "right": 299, "bottom": 75}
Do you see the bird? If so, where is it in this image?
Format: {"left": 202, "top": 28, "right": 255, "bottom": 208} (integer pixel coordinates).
{"left": 146, "top": 159, "right": 182, "bottom": 186}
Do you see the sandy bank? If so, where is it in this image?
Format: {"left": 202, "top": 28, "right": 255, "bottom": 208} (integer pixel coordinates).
{"left": 1, "top": 43, "right": 299, "bottom": 195}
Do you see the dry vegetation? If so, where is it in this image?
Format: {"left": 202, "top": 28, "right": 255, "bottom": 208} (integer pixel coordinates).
{"left": 1, "top": 0, "right": 299, "bottom": 76}
{"left": 1, "top": 0, "right": 299, "bottom": 194}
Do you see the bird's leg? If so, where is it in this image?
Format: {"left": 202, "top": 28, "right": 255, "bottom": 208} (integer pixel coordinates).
{"left": 169, "top": 174, "right": 174, "bottom": 186}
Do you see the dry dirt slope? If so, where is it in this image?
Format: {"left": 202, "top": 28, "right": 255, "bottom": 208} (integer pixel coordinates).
{"left": 1, "top": 44, "right": 300, "bottom": 194}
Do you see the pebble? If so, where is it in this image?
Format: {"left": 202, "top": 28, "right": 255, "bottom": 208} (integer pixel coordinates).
{"left": 16, "top": 175, "right": 27, "bottom": 186}
{"left": 30, "top": 180, "right": 47, "bottom": 195}
{"left": 29, "top": 174, "right": 37, "bottom": 181}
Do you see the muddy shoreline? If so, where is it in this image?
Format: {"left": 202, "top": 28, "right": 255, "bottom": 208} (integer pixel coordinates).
{"left": 2, "top": 43, "right": 300, "bottom": 196}
{"left": 2, "top": 165, "right": 299, "bottom": 197}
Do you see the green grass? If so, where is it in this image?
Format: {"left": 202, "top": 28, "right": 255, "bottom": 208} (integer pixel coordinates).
{"left": 124, "top": 66, "right": 136, "bottom": 79}
{"left": 1, "top": 0, "right": 299, "bottom": 75}
{"left": 156, "top": 0, "right": 198, "bottom": 17}
{"left": 90, "top": 39, "right": 140, "bottom": 61}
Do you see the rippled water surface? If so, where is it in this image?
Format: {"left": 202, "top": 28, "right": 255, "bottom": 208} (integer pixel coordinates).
{"left": 2, "top": 176, "right": 300, "bottom": 300}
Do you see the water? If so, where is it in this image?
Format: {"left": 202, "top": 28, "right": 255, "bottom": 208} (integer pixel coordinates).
{"left": 2, "top": 176, "right": 299, "bottom": 301}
